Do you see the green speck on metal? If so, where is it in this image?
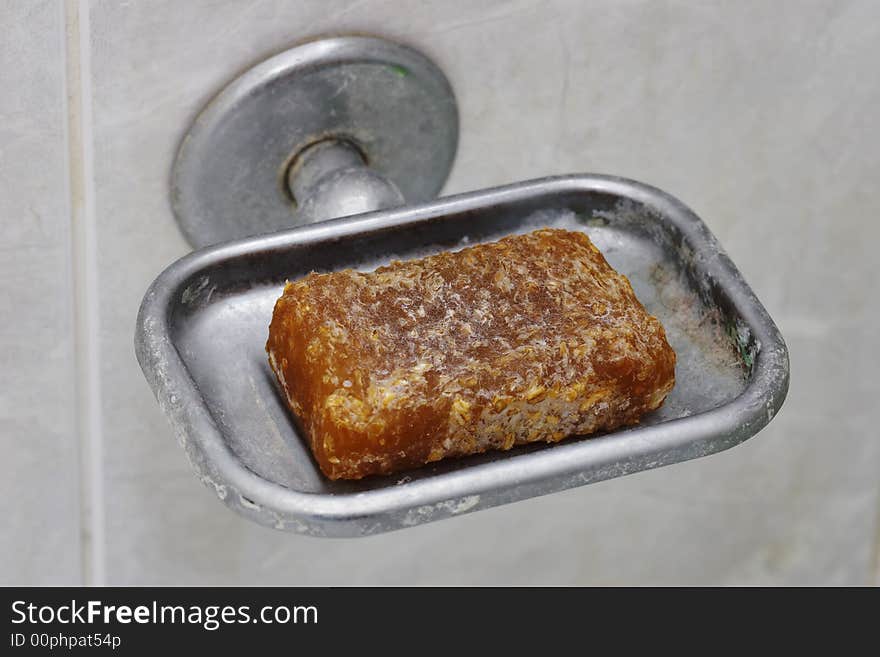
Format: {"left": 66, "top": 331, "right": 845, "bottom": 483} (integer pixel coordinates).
{"left": 391, "top": 65, "right": 409, "bottom": 77}
{"left": 726, "top": 321, "right": 755, "bottom": 372}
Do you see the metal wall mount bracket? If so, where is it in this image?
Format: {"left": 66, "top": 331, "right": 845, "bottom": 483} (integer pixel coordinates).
{"left": 172, "top": 36, "right": 458, "bottom": 248}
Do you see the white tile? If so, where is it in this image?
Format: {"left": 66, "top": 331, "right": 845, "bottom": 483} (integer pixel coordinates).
{"left": 88, "top": 0, "right": 880, "bottom": 584}
{"left": 0, "top": 0, "right": 81, "bottom": 585}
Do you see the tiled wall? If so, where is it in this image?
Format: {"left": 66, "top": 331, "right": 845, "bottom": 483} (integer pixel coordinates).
{"left": 1, "top": 1, "right": 80, "bottom": 585}
{"left": 2, "top": 0, "right": 878, "bottom": 585}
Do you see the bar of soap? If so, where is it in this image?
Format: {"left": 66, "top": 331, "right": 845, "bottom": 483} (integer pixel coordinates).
{"left": 266, "top": 228, "right": 675, "bottom": 480}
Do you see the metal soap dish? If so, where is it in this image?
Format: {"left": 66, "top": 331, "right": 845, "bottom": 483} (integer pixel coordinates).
{"left": 136, "top": 36, "right": 789, "bottom": 537}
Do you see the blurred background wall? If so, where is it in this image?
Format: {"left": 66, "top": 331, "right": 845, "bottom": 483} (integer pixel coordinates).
{"left": 1, "top": 0, "right": 878, "bottom": 585}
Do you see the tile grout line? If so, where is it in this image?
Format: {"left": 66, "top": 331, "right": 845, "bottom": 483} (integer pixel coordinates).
{"left": 63, "top": 0, "right": 106, "bottom": 587}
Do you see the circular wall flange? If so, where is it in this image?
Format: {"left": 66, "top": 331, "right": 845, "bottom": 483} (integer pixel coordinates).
{"left": 172, "top": 36, "right": 459, "bottom": 248}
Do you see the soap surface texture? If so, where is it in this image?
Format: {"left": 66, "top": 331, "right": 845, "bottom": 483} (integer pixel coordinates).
{"left": 266, "top": 228, "right": 676, "bottom": 480}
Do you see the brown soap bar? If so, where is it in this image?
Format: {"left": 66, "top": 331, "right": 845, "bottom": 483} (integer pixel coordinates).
{"left": 267, "top": 228, "right": 675, "bottom": 480}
